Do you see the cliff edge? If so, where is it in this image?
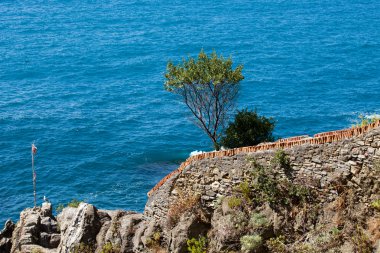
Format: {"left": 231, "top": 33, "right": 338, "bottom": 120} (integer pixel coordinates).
{"left": 1, "top": 125, "right": 379, "bottom": 253}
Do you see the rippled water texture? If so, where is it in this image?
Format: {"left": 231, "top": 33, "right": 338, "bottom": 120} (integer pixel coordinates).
{"left": 0, "top": 0, "right": 379, "bottom": 223}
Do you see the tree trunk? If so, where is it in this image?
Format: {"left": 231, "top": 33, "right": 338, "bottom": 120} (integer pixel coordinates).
{"left": 213, "top": 140, "right": 220, "bottom": 151}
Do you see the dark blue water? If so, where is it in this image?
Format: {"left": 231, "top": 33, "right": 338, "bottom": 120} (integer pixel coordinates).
{"left": 1, "top": 0, "right": 379, "bottom": 224}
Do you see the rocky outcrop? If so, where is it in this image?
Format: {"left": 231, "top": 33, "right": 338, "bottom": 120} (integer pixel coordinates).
{"left": 57, "top": 203, "right": 101, "bottom": 253}
{"left": 0, "top": 220, "right": 15, "bottom": 252}
{"left": 145, "top": 126, "right": 380, "bottom": 252}
{"left": 10, "top": 203, "right": 60, "bottom": 253}
{"left": 4, "top": 202, "right": 147, "bottom": 253}
{"left": 1, "top": 125, "right": 380, "bottom": 253}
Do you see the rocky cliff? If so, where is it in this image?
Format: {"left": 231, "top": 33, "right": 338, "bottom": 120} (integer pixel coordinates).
{"left": 1, "top": 124, "right": 380, "bottom": 253}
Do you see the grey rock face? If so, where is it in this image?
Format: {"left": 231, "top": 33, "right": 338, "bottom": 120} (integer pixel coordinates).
{"left": 57, "top": 203, "right": 101, "bottom": 253}
{"left": 94, "top": 210, "right": 143, "bottom": 253}
{"left": 0, "top": 220, "right": 15, "bottom": 253}
{"left": 10, "top": 203, "right": 60, "bottom": 253}
{"left": 168, "top": 214, "right": 210, "bottom": 253}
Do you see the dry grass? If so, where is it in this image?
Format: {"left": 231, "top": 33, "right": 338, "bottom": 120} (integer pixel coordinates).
{"left": 351, "top": 227, "right": 373, "bottom": 253}
{"left": 167, "top": 190, "right": 200, "bottom": 228}
{"left": 367, "top": 217, "right": 380, "bottom": 245}
{"left": 150, "top": 246, "right": 168, "bottom": 253}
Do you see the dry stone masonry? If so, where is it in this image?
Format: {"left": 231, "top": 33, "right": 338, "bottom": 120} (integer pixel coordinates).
{"left": 147, "top": 120, "right": 380, "bottom": 197}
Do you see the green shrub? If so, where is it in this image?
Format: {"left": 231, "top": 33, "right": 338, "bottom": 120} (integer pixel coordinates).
{"left": 288, "top": 184, "right": 310, "bottom": 204}
{"left": 249, "top": 162, "right": 312, "bottom": 207}
{"left": 252, "top": 166, "right": 282, "bottom": 205}
{"left": 221, "top": 108, "right": 275, "bottom": 148}
{"left": 56, "top": 199, "right": 83, "bottom": 213}
{"left": 146, "top": 230, "right": 162, "bottom": 249}
{"left": 239, "top": 181, "right": 252, "bottom": 203}
{"left": 101, "top": 242, "right": 121, "bottom": 253}
{"left": 371, "top": 199, "right": 380, "bottom": 211}
{"left": 71, "top": 243, "right": 94, "bottom": 253}
{"left": 240, "top": 234, "right": 262, "bottom": 252}
{"left": 187, "top": 236, "right": 207, "bottom": 253}
{"left": 266, "top": 236, "right": 287, "bottom": 253}
{"left": 271, "top": 149, "right": 291, "bottom": 171}
{"left": 227, "top": 196, "right": 242, "bottom": 209}
{"left": 152, "top": 231, "right": 161, "bottom": 241}
{"left": 249, "top": 213, "right": 269, "bottom": 229}
{"left": 330, "top": 227, "right": 341, "bottom": 237}
{"left": 231, "top": 211, "right": 249, "bottom": 231}
{"left": 67, "top": 199, "right": 82, "bottom": 208}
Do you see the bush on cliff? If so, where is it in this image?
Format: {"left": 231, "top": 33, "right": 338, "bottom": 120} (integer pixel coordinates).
{"left": 221, "top": 109, "right": 275, "bottom": 148}
{"left": 240, "top": 234, "right": 262, "bottom": 252}
{"left": 187, "top": 236, "right": 207, "bottom": 253}
{"left": 56, "top": 199, "right": 83, "bottom": 213}
{"left": 101, "top": 242, "right": 121, "bottom": 253}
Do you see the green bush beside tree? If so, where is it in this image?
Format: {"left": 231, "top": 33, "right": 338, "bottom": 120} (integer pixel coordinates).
{"left": 221, "top": 109, "right": 275, "bottom": 148}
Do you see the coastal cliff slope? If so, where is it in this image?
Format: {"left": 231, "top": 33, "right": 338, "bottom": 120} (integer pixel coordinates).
{"left": 1, "top": 125, "right": 379, "bottom": 253}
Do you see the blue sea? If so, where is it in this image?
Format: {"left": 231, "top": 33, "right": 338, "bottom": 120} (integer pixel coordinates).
{"left": 0, "top": 0, "right": 379, "bottom": 224}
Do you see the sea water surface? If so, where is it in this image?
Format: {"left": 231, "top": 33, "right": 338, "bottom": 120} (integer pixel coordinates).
{"left": 0, "top": 0, "right": 379, "bottom": 224}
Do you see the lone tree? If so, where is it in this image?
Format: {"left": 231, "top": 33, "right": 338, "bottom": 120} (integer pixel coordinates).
{"left": 164, "top": 50, "right": 244, "bottom": 150}
{"left": 221, "top": 108, "right": 275, "bottom": 148}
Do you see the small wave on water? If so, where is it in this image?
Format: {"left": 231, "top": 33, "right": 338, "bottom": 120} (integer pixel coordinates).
{"left": 190, "top": 150, "right": 205, "bottom": 156}
{"left": 366, "top": 114, "right": 380, "bottom": 119}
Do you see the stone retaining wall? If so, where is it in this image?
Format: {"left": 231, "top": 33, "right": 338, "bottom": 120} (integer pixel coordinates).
{"left": 145, "top": 125, "right": 380, "bottom": 226}
{"left": 147, "top": 120, "right": 380, "bottom": 197}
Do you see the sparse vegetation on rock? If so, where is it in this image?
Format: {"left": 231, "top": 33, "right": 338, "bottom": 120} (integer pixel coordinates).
{"left": 1, "top": 126, "right": 379, "bottom": 253}
{"left": 371, "top": 199, "right": 380, "bottom": 211}
{"left": 167, "top": 190, "right": 201, "bottom": 228}
{"left": 187, "top": 236, "right": 207, "bottom": 253}
{"left": 101, "top": 242, "right": 121, "bottom": 253}
{"left": 56, "top": 198, "right": 83, "bottom": 213}
{"left": 240, "top": 234, "right": 262, "bottom": 252}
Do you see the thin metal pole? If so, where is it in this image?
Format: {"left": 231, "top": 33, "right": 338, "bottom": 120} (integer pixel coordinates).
{"left": 32, "top": 145, "right": 36, "bottom": 207}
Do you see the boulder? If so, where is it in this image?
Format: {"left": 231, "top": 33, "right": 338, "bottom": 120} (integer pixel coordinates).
{"left": 57, "top": 203, "right": 101, "bottom": 253}
{"left": 10, "top": 203, "right": 60, "bottom": 252}
{"left": 169, "top": 213, "right": 209, "bottom": 253}
{"left": 97, "top": 211, "right": 143, "bottom": 253}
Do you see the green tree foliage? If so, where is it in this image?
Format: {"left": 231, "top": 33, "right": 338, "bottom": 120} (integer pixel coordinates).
{"left": 221, "top": 108, "right": 275, "bottom": 148}
{"left": 164, "top": 50, "right": 244, "bottom": 150}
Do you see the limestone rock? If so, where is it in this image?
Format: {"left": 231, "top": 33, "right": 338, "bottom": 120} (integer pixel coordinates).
{"left": 169, "top": 214, "right": 209, "bottom": 253}
{"left": 0, "top": 220, "right": 15, "bottom": 253}
{"left": 57, "top": 203, "right": 101, "bottom": 253}
{"left": 10, "top": 203, "right": 59, "bottom": 253}
{"left": 100, "top": 211, "right": 143, "bottom": 253}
